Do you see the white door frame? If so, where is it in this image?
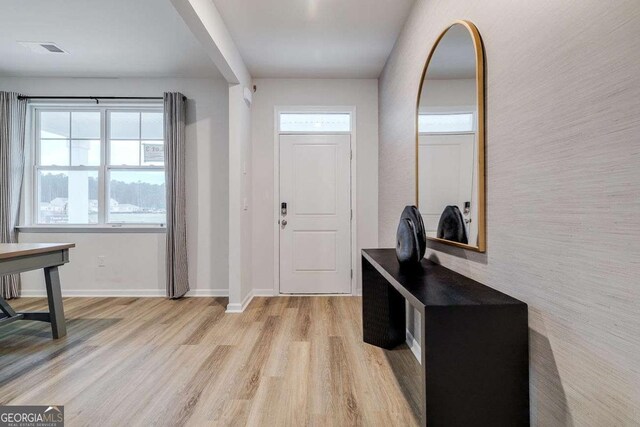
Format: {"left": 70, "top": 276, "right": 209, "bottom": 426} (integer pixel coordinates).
{"left": 273, "top": 105, "right": 357, "bottom": 295}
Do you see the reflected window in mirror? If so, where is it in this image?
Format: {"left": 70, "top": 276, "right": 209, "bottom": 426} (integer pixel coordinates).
{"left": 418, "top": 113, "right": 475, "bottom": 134}
{"left": 416, "top": 21, "right": 485, "bottom": 252}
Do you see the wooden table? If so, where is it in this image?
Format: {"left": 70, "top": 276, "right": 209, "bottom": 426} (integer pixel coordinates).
{"left": 0, "top": 243, "right": 75, "bottom": 339}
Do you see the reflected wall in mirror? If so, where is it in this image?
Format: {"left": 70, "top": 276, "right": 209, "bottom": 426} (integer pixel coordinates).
{"left": 416, "top": 20, "right": 485, "bottom": 252}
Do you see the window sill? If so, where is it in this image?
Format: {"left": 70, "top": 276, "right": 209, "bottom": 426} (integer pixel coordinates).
{"left": 17, "top": 225, "right": 167, "bottom": 234}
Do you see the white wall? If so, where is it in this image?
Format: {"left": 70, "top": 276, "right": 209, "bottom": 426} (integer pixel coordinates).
{"left": 379, "top": 1, "right": 640, "bottom": 425}
{"left": 250, "top": 78, "right": 378, "bottom": 295}
{"left": 0, "top": 77, "right": 229, "bottom": 296}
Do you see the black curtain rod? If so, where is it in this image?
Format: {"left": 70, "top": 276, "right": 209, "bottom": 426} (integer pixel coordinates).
{"left": 17, "top": 96, "right": 165, "bottom": 100}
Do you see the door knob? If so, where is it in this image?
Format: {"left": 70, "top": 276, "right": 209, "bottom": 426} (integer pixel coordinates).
{"left": 281, "top": 219, "right": 288, "bottom": 229}
{"left": 464, "top": 201, "right": 471, "bottom": 215}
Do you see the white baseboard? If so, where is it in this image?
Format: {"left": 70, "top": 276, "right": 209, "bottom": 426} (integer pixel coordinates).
{"left": 253, "top": 288, "right": 277, "bottom": 297}
{"left": 276, "top": 293, "right": 358, "bottom": 296}
{"left": 226, "top": 289, "right": 254, "bottom": 313}
{"left": 185, "top": 289, "right": 229, "bottom": 297}
{"left": 20, "top": 289, "right": 165, "bottom": 297}
{"left": 19, "top": 288, "right": 228, "bottom": 298}
{"left": 406, "top": 329, "right": 422, "bottom": 364}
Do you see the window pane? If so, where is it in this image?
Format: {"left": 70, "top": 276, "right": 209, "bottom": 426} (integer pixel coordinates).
{"left": 40, "top": 139, "right": 69, "bottom": 166}
{"left": 71, "top": 111, "right": 100, "bottom": 138}
{"left": 109, "top": 170, "right": 166, "bottom": 224}
{"left": 38, "top": 170, "right": 98, "bottom": 224}
{"left": 418, "top": 113, "right": 474, "bottom": 133}
{"left": 71, "top": 140, "right": 100, "bottom": 166}
{"left": 279, "top": 113, "right": 351, "bottom": 132}
{"left": 141, "top": 112, "right": 163, "bottom": 139}
{"left": 40, "top": 111, "right": 70, "bottom": 138}
{"left": 110, "top": 140, "right": 140, "bottom": 165}
{"left": 141, "top": 141, "right": 164, "bottom": 166}
{"left": 110, "top": 112, "right": 140, "bottom": 139}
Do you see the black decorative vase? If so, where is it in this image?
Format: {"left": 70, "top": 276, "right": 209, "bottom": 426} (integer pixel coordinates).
{"left": 396, "top": 206, "right": 427, "bottom": 265}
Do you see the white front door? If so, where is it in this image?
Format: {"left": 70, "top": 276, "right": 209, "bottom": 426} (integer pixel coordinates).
{"left": 279, "top": 134, "right": 351, "bottom": 294}
{"left": 418, "top": 133, "right": 475, "bottom": 241}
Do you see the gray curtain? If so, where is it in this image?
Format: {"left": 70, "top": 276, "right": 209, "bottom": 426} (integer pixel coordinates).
{"left": 0, "top": 92, "right": 27, "bottom": 299}
{"left": 164, "top": 92, "right": 190, "bottom": 298}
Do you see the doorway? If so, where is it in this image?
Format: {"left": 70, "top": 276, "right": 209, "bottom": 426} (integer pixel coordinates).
{"left": 275, "top": 109, "right": 355, "bottom": 294}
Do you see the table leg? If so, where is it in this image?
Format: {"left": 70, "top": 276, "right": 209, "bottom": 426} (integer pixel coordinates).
{"left": 0, "top": 297, "right": 18, "bottom": 317}
{"left": 362, "top": 257, "right": 406, "bottom": 349}
{"left": 44, "top": 266, "right": 66, "bottom": 339}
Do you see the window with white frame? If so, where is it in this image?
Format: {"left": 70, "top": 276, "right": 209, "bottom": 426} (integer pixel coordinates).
{"left": 33, "top": 106, "right": 166, "bottom": 226}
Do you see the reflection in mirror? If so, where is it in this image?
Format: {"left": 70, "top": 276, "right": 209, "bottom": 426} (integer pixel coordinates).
{"left": 417, "top": 21, "right": 485, "bottom": 252}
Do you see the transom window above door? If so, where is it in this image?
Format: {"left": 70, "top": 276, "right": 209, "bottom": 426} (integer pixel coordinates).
{"left": 418, "top": 112, "right": 474, "bottom": 134}
{"left": 33, "top": 106, "right": 166, "bottom": 226}
{"left": 279, "top": 113, "right": 351, "bottom": 132}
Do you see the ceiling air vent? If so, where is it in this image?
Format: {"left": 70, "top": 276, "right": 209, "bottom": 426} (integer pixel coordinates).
{"left": 18, "top": 41, "right": 69, "bottom": 54}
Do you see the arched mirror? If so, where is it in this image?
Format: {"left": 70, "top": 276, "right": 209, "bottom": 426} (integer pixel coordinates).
{"left": 416, "top": 20, "right": 485, "bottom": 252}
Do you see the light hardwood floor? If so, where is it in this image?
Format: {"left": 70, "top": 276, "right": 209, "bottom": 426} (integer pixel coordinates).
{"left": 0, "top": 296, "right": 420, "bottom": 426}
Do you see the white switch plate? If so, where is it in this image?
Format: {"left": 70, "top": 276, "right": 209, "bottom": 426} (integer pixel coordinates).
{"left": 97, "top": 256, "right": 106, "bottom": 267}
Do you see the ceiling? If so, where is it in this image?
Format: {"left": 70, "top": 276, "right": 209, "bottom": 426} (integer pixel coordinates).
{"left": 212, "top": 0, "right": 416, "bottom": 78}
{"left": 0, "top": 0, "right": 222, "bottom": 78}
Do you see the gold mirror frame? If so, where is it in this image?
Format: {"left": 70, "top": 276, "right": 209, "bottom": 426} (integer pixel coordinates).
{"left": 415, "top": 20, "right": 486, "bottom": 252}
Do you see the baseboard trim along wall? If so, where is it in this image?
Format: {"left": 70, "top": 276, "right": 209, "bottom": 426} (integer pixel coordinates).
{"left": 406, "top": 329, "right": 422, "bottom": 364}
{"left": 226, "top": 289, "right": 255, "bottom": 313}
{"left": 20, "top": 288, "right": 277, "bottom": 300}
{"left": 186, "top": 289, "right": 230, "bottom": 297}
{"left": 253, "top": 288, "right": 278, "bottom": 297}
{"left": 19, "top": 289, "right": 229, "bottom": 298}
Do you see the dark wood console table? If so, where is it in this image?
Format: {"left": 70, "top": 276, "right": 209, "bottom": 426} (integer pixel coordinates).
{"left": 0, "top": 243, "right": 75, "bottom": 339}
{"left": 362, "top": 249, "right": 529, "bottom": 426}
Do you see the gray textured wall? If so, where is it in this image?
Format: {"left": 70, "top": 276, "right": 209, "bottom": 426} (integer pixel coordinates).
{"left": 378, "top": 1, "right": 640, "bottom": 425}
